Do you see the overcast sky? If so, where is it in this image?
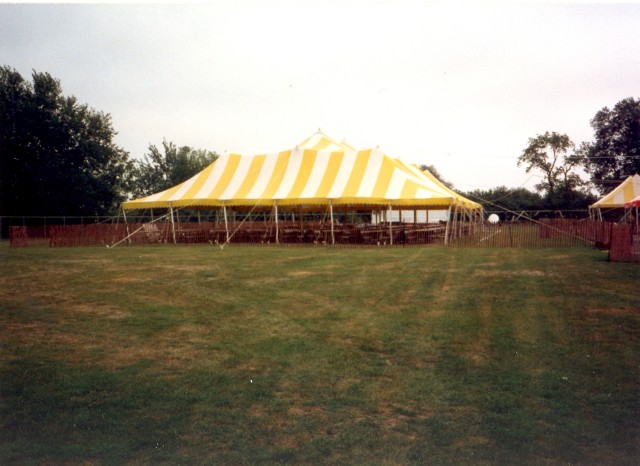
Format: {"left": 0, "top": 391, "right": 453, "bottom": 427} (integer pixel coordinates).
{"left": 2, "top": 1, "right": 639, "bottom": 191}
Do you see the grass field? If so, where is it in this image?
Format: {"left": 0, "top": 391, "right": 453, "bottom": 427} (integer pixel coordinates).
{"left": 1, "top": 242, "right": 639, "bottom": 464}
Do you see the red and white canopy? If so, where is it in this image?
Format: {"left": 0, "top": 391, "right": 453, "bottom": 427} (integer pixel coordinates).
{"left": 624, "top": 195, "right": 640, "bottom": 208}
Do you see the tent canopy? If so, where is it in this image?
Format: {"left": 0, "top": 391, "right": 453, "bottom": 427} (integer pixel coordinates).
{"left": 418, "top": 165, "right": 482, "bottom": 210}
{"left": 122, "top": 131, "right": 481, "bottom": 212}
{"left": 297, "top": 131, "right": 481, "bottom": 211}
{"left": 589, "top": 174, "right": 640, "bottom": 209}
{"left": 296, "top": 129, "right": 356, "bottom": 152}
{"left": 625, "top": 195, "right": 640, "bottom": 209}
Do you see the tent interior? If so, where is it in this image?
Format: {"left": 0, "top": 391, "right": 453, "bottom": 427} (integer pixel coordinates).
{"left": 121, "top": 131, "right": 483, "bottom": 245}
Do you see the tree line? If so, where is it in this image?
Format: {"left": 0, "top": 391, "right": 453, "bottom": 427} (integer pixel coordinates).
{"left": 434, "top": 100, "right": 640, "bottom": 215}
{"left": 0, "top": 67, "right": 218, "bottom": 217}
{"left": 1, "top": 66, "right": 639, "bottom": 217}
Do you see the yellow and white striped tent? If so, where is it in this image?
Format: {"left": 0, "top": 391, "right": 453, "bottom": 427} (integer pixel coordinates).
{"left": 589, "top": 174, "right": 640, "bottom": 214}
{"left": 400, "top": 162, "right": 481, "bottom": 211}
{"left": 122, "top": 132, "right": 470, "bottom": 211}
{"left": 296, "top": 130, "right": 356, "bottom": 152}
{"left": 298, "top": 130, "right": 481, "bottom": 212}
{"left": 420, "top": 167, "right": 482, "bottom": 211}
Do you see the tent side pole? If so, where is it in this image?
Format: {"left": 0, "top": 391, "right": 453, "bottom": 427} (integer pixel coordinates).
{"left": 223, "top": 204, "right": 229, "bottom": 243}
{"left": 450, "top": 205, "right": 457, "bottom": 240}
{"left": 329, "top": 201, "right": 335, "bottom": 245}
{"left": 298, "top": 205, "right": 303, "bottom": 236}
{"left": 122, "top": 207, "right": 131, "bottom": 245}
{"left": 389, "top": 203, "right": 393, "bottom": 245}
{"left": 443, "top": 206, "right": 452, "bottom": 245}
{"left": 463, "top": 207, "right": 469, "bottom": 237}
{"left": 275, "top": 202, "right": 279, "bottom": 244}
{"left": 169, "top": 205, "right": 177, "bottom": 244}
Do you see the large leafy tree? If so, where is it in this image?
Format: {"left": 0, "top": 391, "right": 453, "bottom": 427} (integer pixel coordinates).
{"left": 464, "top": 186, "right": 544, "bottom": 212}
{"left": 128, "top": 140, "right": 218, "bottom": 198}
{"left": 579, "top": 97, "right": 640, "bottom": 195}
{"left": 518, "top": 131, "right": 584, "bottom": 201}
{"left": 418, "top": 164, "right": 454, "bottom": 189}
{"left": 0, "top": 66, "right": 131, "bottom": 216}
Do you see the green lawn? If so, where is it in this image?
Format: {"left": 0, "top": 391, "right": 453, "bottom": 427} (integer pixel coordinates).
{"left": 1, "top": 243, "right": 639, "bottom": 464}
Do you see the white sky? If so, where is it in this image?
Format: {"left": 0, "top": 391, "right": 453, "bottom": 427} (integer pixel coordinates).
{"left": 2, "top": 1, "right": 639, "bottom": 191}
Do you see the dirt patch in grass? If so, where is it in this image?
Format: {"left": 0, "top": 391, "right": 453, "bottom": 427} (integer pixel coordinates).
{"left": 158, "top": 264, "right": 215, "bottom": 273}
{"left": 586, "top": 307, "right": 638, "bottom": 316}
{"left": 465, "top": 303, "right": 491, "bottom": 366}
{"left": 1, "top": 321, "right": 103, "bottom": 366}
{"left": 235, "top": 359, "right": 261, "bottom": 371}
{"left": 467, "top": 347, "right": 490, "bottom": 366}
{"left": 474, "top": 269, "right": 547, "bottom": 277}
{"left": 580, "top": 307, "right": 640, "bottom": 343}
{"left": 2, "top": 321, "right": 53, "bottom": 342}
{"left": 288, "top": 271, "right": 314, "bottom": 277}
{"left": 110, "top": 276, "right": 153, "bottom": 284}
{"left": 100, "top": 334, "right": 228, "bottom": 371}
{"left": 378, "top": 404, "right": 433, "bottom": 430}
{"left": 72, "top": 303, "right": 131, "bottom": 319}
{"left": 2, "top": 315, "right": 228, "bottom": 373}
{"left": 454, "top": 435, "right": 490, "bottom": 447}
{"left": 432, "top": 257, "right": 458, "bottom": 314}
{"left": 244, "top": 276, "right": 296, "bottom": 287}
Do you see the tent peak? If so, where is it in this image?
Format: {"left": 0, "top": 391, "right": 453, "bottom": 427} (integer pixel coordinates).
{"left": 297, "top": 130, "right": 355, "bottom": 152}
